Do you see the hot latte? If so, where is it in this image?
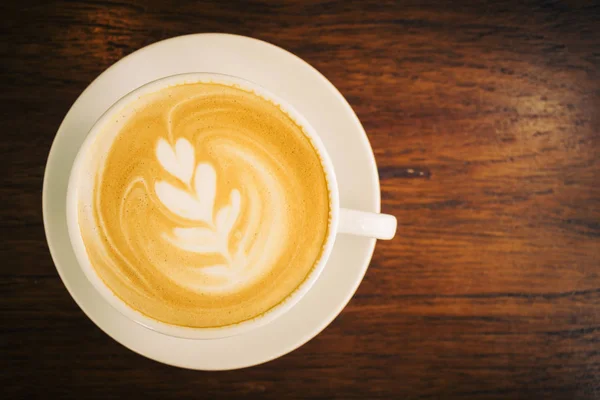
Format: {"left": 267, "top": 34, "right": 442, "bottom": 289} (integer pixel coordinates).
{"left": 77, "top": 82, "right": 331, "bottom": 328}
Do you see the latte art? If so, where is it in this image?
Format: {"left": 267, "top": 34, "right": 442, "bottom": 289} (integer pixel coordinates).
{"left": 78, "top": 82, "right": 330, "bottom": 328}
{"left": 154, "top": 138, "right": 246, "bottom": 289}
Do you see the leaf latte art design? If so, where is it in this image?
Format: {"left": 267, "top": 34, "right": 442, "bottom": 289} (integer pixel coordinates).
{"left": 78, "top": 82, "right": 330, "bottom": 328}
{"left": 155, "top": 137, "right": 245, "bottom": 276}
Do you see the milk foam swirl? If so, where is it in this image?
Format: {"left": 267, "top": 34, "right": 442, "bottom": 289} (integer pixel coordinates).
{"left": 78, "top": 83, "right": 330, "bottom": 328}
{"left": 153, "top": 135, "right": 287, "bottom": 293}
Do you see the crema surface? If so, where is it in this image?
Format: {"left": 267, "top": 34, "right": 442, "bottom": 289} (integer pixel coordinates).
{"left": 78, "top": 82, "right": 330, "bottom": 327}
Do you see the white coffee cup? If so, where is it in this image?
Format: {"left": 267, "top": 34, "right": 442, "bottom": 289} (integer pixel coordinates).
{"left": 67, "top": 72, "right": 396, "bottom": 340}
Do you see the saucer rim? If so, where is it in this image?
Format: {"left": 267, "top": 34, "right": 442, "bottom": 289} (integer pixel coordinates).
{"left": 42, "top": 33, "right": 380, "bottom": 370}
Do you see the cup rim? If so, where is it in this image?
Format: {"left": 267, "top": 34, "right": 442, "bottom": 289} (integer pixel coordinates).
{"left": 66, "top": 72, "right": 340, "bottom": 339}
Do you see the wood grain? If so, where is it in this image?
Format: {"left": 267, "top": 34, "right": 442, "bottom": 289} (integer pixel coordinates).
{"left": 1, "top": 0, "right": 599, "bottom": 398}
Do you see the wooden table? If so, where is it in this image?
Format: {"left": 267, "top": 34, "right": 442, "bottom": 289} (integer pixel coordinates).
{"left": 3, "top": 1, "right": 599, "bottom": 398}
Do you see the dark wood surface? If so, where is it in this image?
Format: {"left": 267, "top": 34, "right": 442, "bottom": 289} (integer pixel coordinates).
{"left": 2, "top": 0, "right": 599, "bottom": 398}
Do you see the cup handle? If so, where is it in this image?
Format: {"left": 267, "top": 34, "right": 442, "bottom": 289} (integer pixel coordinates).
{"left": 338, "top": 208, "right": 397, "bottom": 240}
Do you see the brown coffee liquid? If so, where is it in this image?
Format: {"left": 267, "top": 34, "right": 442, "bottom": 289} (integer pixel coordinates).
{"left": 78, "top": 82, "right": 330, "bottom": 327}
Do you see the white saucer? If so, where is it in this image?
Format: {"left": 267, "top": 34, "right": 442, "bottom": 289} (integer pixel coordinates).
{"left": 43, "top": 34, "right": 380, "bottom": 370}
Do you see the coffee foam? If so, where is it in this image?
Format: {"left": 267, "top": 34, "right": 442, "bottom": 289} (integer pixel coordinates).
{"left": 77, "top": 82, "right": 330, "bottom": 328}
